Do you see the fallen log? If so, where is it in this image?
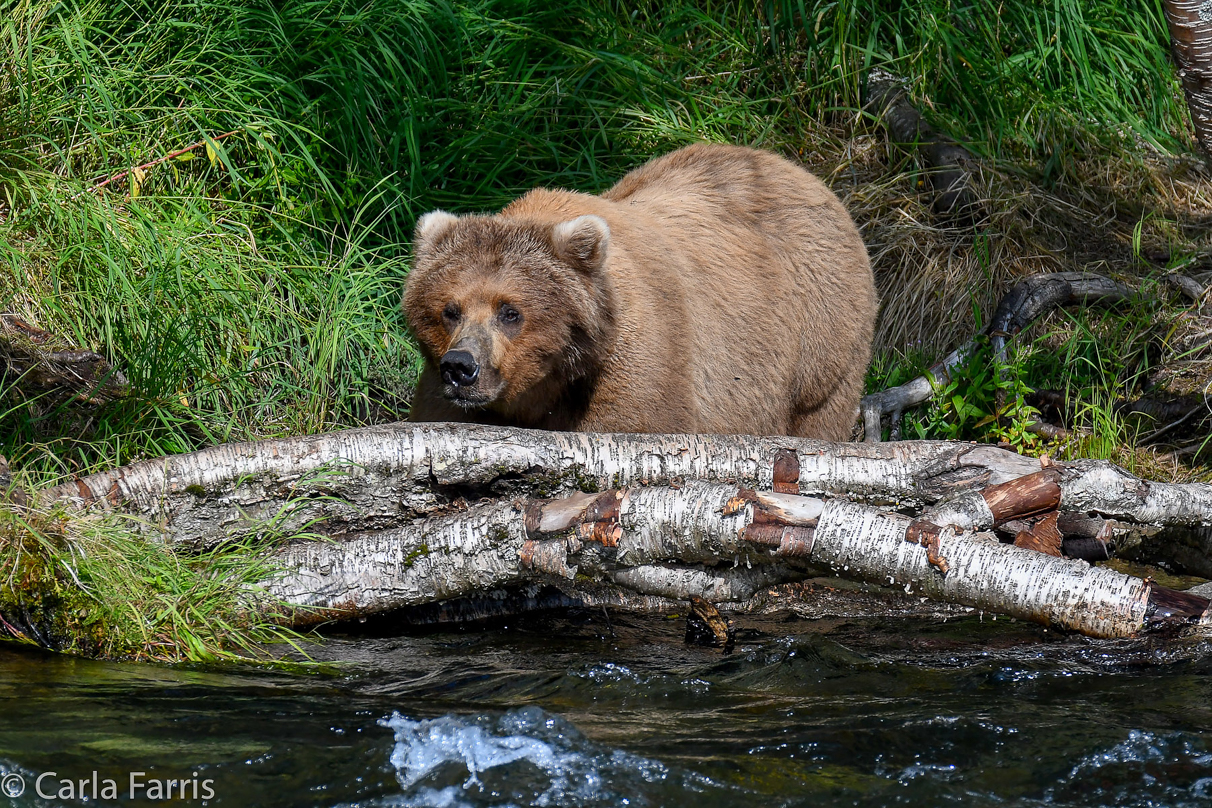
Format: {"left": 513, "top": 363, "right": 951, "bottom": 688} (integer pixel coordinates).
{"left": 40, "top": 423, "right": 1035, "bottom": 545}
{"left": 1164, "top": 272, "right": 1210, "bottom": 307}
{"left": 268, "top": 480, "right": 1210, "bottom": 639}
{"left": 29, "top": 423, "right": 1212, "bottom": 644}
{"left": 0, "top": 314, "right": 129, "bottom": 408}
{"left": 923, "top": 463, "right": 1212, "bottom": 531}
{"left": 42, "top": 423, "right": 1212, "bottom": 547}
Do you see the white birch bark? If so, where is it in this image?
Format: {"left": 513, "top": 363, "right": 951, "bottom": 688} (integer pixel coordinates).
{"left": 606, "top": 564, "right": 802, "bottom": 603}
{"left": 270, "top": 483, "right": 807, "bottom": 621}
{"left": 48, "top": 423, "right": 1211, "bottom": 550}
{"left": 32, "top": 423, "right": 1078, "bottom": 546}
{"left": 811, "top": 501, "right": 1156, "bottom": 637}
{"left": 268, "top": 481, "right": 1209, "bottom": 638}
{"left": 1163, "top": 0, "right": 1212, "bottom": 157}
{"left": 920, "top": 463, "right": 1212, "bottom": 533}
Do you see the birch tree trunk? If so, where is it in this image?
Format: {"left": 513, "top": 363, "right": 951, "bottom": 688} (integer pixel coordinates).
{"left": 1164, "top": 0, "right": 1212, "bottom": 157}
{"left": 269, "top": 481, "right": 1211, "bottom": 639}
{"left": 43, "top": 423, "right": 1212, "bottom": 545}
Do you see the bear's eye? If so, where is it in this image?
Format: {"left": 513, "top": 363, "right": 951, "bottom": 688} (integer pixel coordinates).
{"left": 441, "top": 303, "right": 461, "bottom": 324}
{"left": 497, "top": 303, "right": 522, "bottom": 326}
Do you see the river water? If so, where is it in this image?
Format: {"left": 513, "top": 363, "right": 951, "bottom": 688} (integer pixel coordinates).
{"left": 2, "top": 603, "right": 1212, "bottom": 807}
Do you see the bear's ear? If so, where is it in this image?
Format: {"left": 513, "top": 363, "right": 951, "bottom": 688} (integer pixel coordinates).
{"left": 414, "top": 210, "right": 460, "bottom": 252}
{"left": 552, "top": 215, "right": 609, "bottom": 272}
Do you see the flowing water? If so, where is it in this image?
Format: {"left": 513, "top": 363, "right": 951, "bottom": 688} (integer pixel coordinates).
{"left": 2, "top": 604, "right": 1212, "bottom": 807}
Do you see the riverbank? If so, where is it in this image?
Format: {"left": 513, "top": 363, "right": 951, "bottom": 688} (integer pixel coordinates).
{"left": 1, "top": 0, "right": 1209, "bottom": 663}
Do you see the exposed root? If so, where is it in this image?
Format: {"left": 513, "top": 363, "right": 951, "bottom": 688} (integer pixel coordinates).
{"left": 861, "top": 272, "right": 1132, "bottom": 442}
{"left": 865, "top": 69, "right": 983, "bottom": 220}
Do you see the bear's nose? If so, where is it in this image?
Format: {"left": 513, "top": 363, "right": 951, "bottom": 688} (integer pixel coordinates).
{"left": 440, "top": 350, "right": 480, "bottom": 387}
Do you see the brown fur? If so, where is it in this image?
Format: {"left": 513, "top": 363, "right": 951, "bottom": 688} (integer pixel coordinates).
{"left": 402, "top": 143, "right": 877, "bottom": 439}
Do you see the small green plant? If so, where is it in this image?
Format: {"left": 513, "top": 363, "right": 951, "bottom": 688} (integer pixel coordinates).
{"left": 904, "top": 338, "right": 1050, "bottom": 454}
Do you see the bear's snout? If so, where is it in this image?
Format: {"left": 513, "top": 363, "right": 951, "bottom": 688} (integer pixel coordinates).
{"left": 440, "top": 350, "right": 480, "bottom": 388}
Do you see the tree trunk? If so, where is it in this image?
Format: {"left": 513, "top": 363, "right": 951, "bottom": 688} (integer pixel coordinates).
{"left": 1163, "top": 0, "right": 1212, "bottom": 158}
{"left": 43, "top": 423, "right": 1212, "bottom": 543}
{"left": 269, "top": 480, "right": 1210, "bottom": 639}
{"left": 865, "top": 69, "right": 983, "bottom": 219}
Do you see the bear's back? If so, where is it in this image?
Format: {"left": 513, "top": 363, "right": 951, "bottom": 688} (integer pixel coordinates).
{"left": 595, "top": 144, "right": 876, "bottom": 438}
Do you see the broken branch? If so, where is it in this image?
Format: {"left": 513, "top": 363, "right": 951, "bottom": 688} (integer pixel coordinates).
{"left": 268, "top": 479, "right": 1209, "bottom": 639}
{"left": 75, "top": 129, "right": 240, "bottom": 198}
{"left": 861, "top": 272, "right": 1131, "bottom": 442}
{"left": 0, "top": 314, "right": 129, "bottom": 407}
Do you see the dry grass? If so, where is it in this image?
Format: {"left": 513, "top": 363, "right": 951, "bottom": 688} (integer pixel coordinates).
{"left": 816, "top": 124, "right": 1211, "bottom": 359}
{"left": 799, "top": 113, "right": 1212, "bottom": 479}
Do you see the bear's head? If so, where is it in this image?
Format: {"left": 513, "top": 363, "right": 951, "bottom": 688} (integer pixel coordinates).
{"left": 403, "top": 210, "right": 617, "bottom": 419}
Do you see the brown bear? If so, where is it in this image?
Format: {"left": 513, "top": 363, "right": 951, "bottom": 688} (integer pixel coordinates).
{"left": 402, "top": 143, "right": 876, "bottom": 440}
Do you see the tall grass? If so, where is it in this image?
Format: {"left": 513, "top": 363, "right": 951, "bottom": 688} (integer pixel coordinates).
{"left": 0, "top": 495, "right": 311, "bottom": 663}
{"left": 763, "top": 0, "right": 1186, "bottom": 155}
{"left": 0, "top": 0, "right": 1196, "bottom": 484}
{"left": 0, "top": 0, "right": 1204, "bottom": 659}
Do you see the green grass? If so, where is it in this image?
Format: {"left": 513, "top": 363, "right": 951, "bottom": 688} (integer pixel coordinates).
{"left": 764, "top": 0, "right": 1186, "bottom": 156}
{"left": 0, "top": 494, "right": 311, "bottom": 663}
{"left": 1, "top": 0, "right": 1194, "bottom": 484}
{"left": 0, "top": 0, "right": 1206, "bottom": 659}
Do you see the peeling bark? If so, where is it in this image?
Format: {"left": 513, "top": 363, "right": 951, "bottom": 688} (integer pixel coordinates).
{"left": 269, "top": 480, "right": 1210, "bottom": 639}
{"left": 33, "top": 421, "right": 1212, "bottom": 636}
{"left": 42, "top": 423, "right": 1212, "bottom": 553}
{"left": 43, "top": 423, "right": 1045, "bottom": 545}
{"left": 1013, "top": 511, "right": 1063, "bottom": 557}
{"left": 923, "top": 461, "right": 1212, "bottom": 532}
{"left": 1163, "top": 0, "right": 1212, "bottom": 157}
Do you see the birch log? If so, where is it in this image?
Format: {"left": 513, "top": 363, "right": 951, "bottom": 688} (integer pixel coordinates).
{"left": 269, "top": 480, "right": 1211, "bottom": 639}
{"left": 40, "top": 423, "right": 1035, "bottom": 546}
{"left": 922, "top": 464, "right": 1212, "bottom": 531}
{"left": 42, "top": 423, "right": 1212, "bottom": 550}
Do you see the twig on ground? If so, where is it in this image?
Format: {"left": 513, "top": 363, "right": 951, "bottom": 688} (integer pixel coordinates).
{"left": 73, "top": 129, "right": 240, "bottom": 199}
